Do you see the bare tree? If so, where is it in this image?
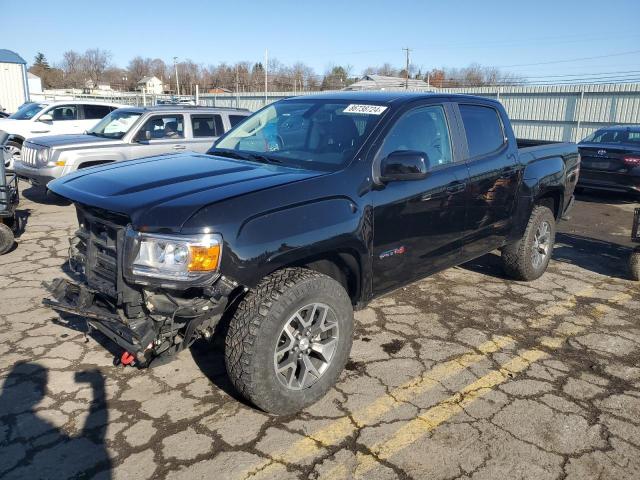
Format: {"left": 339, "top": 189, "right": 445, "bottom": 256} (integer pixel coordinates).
{"left": 82, "top": 48, "right": 112, "bottom": 86}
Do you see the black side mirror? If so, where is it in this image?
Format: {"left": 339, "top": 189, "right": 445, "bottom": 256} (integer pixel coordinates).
{"left": 136, "top": 130, "right": 151, "bottom": 143}
{"left": 380, "top": 150, "right": 429, "bottom": 182}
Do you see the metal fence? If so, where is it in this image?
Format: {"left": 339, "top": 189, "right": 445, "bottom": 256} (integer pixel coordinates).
{"left": 33, "top": 83, "right": 640, "bottom": 142}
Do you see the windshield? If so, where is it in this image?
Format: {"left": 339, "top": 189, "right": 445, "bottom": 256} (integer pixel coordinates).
{"left": 8, "top": 102, "right": 47, "bottom": 120}
{"left": 87, "top": 110, "right": 142, "bottom": 139}
{"left": 211, "top": 100, "right": 388, "bottom": 171}
{"left": 581, "top": 129, "right": 640, "bottom": 147}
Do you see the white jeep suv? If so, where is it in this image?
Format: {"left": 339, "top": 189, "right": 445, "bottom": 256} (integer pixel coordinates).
{"left": 0, "top": 100, "right": 122, "bottom": 169}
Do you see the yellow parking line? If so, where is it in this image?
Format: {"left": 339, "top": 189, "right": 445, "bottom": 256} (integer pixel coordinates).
{"left": 351, "top": 287, "right": 634, "bottom": 477}
{"left": 242, "top": 284, "right": 627, "bottom": 478}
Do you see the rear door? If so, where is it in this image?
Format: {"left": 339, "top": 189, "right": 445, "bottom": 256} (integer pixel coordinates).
{"left": 372, "top": 101, "right": 469, "bottom": 294}
{"left": 44, "top": 104, "right": 82, "bottom": 134}
{"left": 187, "top": 113, "right": 226, "bottom": 153}
{"left": 456, "top": 103, "right": 521, "bottom": 259}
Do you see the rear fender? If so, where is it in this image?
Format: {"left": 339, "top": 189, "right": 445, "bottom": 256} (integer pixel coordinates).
{"left": 507, "top": 155, "right": 566, "bottom": 243}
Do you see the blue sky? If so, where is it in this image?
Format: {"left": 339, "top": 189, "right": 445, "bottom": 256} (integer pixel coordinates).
{"left": 3, "top": 0, "right": 640, "bottom": 80}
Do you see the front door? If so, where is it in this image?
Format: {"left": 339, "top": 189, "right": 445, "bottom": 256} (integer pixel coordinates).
{"left": 456, "top": 103, "right": 520, "bottom": 259}
{"left": 132, "top": 114, "right": 186, "bottom": 158}
{"left": 372, "top": 103, "right": 469, "bottom": 295}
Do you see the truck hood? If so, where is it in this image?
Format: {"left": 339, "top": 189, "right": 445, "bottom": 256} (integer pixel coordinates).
{"left": 47, "top": 153, "right": 325, "bottom": 231}
{"left": 28, "top": 134, "right": 123, "bottom": 149}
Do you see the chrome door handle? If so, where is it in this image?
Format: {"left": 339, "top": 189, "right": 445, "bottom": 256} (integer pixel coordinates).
{"left": 173, "top": 145, "right": 186, "bottom": 150}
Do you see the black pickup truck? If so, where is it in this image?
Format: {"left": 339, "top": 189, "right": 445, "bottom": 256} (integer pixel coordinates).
{"left": 45, "top": 92, "right": 579, "bottom": 415}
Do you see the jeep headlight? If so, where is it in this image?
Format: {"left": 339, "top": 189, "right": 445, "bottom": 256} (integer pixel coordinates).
{"left": 36, "top": 147, "right": 50, "bottom": 167}
{"left": 124, "top": 228, "right": 222, "bottom": 285}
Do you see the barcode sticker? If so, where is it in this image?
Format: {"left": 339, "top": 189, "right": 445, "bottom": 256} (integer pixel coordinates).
{"left": 343, "top": 104, "right": 388, "bottom": 115}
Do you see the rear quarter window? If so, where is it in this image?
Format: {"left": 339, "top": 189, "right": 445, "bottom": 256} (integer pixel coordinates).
{"left": 459, "top": 104, "right": 505, "bottom": 158}
{"left": 191, "top": 115, "right": 224, "bottom": 137}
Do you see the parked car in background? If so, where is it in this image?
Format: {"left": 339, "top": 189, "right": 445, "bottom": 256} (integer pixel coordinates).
{"left": 14, "top": 105, "right": 251, "bottom": 186}
{"left": 578, "top": 125, "right": 640, "bottom": 196}
{"left": 44, "top": 92, "right": 579, "bottom": 415}
{"left": 0, "top": 100, "right": 122, "bottom": 169}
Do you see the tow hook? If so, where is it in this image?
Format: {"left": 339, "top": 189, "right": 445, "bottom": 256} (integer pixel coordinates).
{"left": 119, "top": 351, "right": 136, "bottom": 367}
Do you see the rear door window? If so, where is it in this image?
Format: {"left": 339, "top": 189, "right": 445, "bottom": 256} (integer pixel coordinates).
{"left": 191, "top": 115, "right": 224, "bottom": 137}
{"left": 139, "top": 115, "right": 184, "bottom": 139}
{"left": 83, "top": 104, "right": 114, "bottom": 120}
{"left": 459, "top": 104, "right": 505, "bottom": 158}
{"left": 229, "top": 114, "right": 247, "bottom": 127}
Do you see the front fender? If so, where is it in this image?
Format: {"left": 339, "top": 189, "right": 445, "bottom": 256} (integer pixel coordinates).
{"left": 222, "top": 197, "right": 370, "bottom": 289}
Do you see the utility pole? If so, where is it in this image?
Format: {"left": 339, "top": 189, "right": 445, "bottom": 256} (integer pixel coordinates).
{"left": 235, "top": 65, "right": 240, "bottom": 108}
{"left": 173, "top": 56, "right": 180, "bottom": 96}
{"left": 402, "top": 47, "right": 411, "bottom": 90}
{"left": 264, "top": 49, "right": 268, "bottom": 105}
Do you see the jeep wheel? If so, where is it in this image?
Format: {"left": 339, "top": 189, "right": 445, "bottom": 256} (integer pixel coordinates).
{"left": 502, "top": 205, "right": 556, "bottom": 281}
{"left": 225, "top": 267, "right": 353, "bottom": 415}
{"left": 0, "top": 223, "right": 15, "bottom": 255}
{"left": 630, "top": 247, "right": 640, "bottom": 281}
{"left": 4, "top": 141, "right": 21, "bottom": 170}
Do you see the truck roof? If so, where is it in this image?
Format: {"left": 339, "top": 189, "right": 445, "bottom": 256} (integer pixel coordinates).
{"left": 116, "top": 105, "right": 251, "bottom": 114}
{"left": 282, "top": 90, "right": 501, "bottom": 107}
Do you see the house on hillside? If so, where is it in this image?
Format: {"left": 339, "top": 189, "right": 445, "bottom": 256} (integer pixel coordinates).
{"left": 137, "top": 76, "right": 164, "bottom": 94}
{"left": 343, "top": 74, "right": 433, "bottom": 91}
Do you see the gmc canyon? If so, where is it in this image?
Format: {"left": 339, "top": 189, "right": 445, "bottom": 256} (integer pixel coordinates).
{"left": 44, "top": 92, "right": 579, "bottom": 415}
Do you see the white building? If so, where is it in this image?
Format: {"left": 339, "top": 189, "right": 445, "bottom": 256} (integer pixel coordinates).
{"left": 137, "top": 76, "right": 164, "bottom": 95}
{"left": 28, "top": 72, "right": 42, "bottom": 94}
{"left": 0, "top": 49, "right": 29, "bottom": 113}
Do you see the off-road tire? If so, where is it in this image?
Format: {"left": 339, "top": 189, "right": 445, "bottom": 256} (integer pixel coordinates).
{"left": 0, "top": 223, "right": 15, "bottom": 255}
{"left": 225, "top": 267, "right": 353, "bottom": 415}
{"left": 630, "top": 247, "right": 640, "bottom": 281}
{"left": 501, "top": 205, "right": 556, "bottom": 281}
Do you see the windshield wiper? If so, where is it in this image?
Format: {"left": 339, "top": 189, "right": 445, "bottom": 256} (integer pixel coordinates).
{"left": 209, "top": 149, "right": 283, "bottom": 165}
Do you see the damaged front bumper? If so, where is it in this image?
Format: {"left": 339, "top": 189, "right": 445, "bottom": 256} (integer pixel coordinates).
{"left": 43, "top": 278, "right": 157, "bottom": 363}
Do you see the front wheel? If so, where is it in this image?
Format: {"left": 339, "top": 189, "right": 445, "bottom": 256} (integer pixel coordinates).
{"left": 225, "top": 268, "right": 353, "bottom": 415}
{"left": 502, "top": 205, "right": 556, "bottom": 281}
{"left": 4, "top": 141, "right": 21, "bottom": 170}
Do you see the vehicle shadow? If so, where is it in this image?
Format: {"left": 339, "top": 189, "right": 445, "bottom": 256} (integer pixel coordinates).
{"left": 461, "top": 233, "right": 633, "bottom": 281}
{"left": 20, "top": 183, "right": 71, "bottom": 206}
{"left": 553, "top": 232, "right": 632, "bottom": 280}
{"left": 0, "top": 362, "right": 112, "bottom": 479}
{"left": 189, "top": 308, "right": 255, "bottom": 409}
{"left": 575, "top": 189, "right": 639, "bottom": 205}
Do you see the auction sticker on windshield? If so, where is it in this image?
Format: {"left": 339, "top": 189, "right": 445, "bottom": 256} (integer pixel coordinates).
{"left": 343, "top": 104, "right": 388, "bottom": 115}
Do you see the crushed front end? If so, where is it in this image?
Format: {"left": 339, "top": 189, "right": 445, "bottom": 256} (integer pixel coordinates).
{"left": 43, "top": 204, "right": 238, "bottom": 367}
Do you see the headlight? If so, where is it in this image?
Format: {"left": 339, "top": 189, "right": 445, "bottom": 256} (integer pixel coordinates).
{"left": 124, "top": 228, "right": 222, "bottom": 285}
{"left": 36, "top": 147, "right": 50, "bottom": 166}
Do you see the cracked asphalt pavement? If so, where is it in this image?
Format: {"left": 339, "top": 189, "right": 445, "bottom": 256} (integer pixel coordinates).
{"left": 1, "top": 182, "right": 639, "bottom": 479}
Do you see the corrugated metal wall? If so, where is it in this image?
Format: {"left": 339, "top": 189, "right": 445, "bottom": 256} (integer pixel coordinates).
{"left": 199, "top": 84, "right": 640, "bottom": 142}
{"left": 0, "top": 62, "right": 28, "bottom": 113}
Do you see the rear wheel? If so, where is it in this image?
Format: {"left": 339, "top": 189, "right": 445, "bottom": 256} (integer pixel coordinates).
{"left": 630, "top": 247, "right": 640, "bottom": 281}
{"left": 0, "top": 222, "right": 15, "bottom": 255}
{"left": 225, "top": 267, "right": 353, "bottom": 415}
{"left": 502, "top": 205, "right": 556, "bottom": 281}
